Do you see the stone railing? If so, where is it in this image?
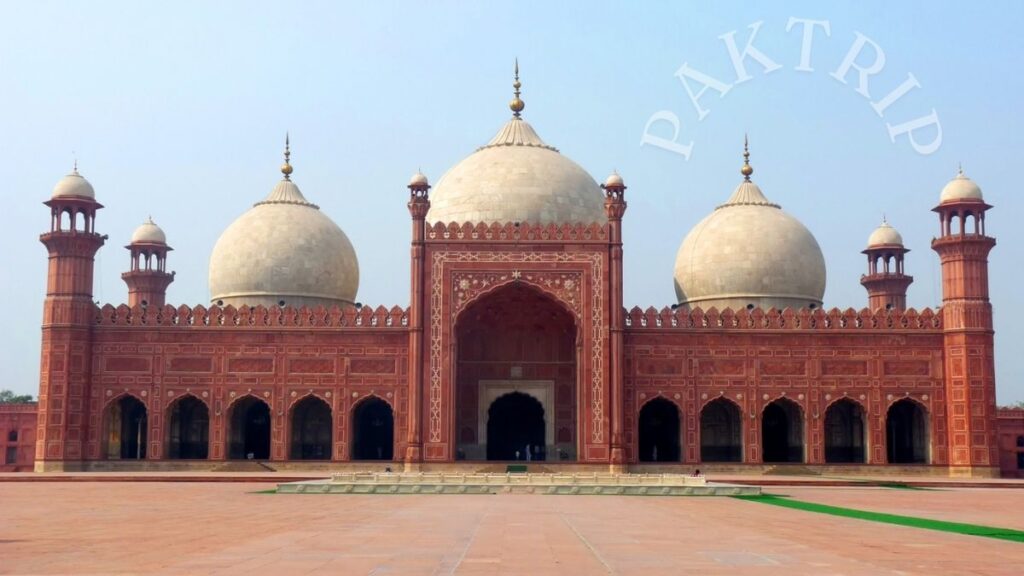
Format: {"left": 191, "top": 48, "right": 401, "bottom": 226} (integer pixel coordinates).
{"left": 329, "top": 472, "right": 707, "bottom": 487}
{"left": 94, "top": 303, "right": 409, "bottom": 329}
{"left": 625, "top": 306, "right": 942, "bottom": 331}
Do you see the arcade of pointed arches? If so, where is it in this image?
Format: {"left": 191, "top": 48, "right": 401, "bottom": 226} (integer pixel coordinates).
{"left": 633, "top": 394, "right": 931, "bottom": 465}
{"left": 95, "top": 388, "right": 933, "bottom": 464}
{"left": 98, "top": 391, "right": 395, "bottom": 462}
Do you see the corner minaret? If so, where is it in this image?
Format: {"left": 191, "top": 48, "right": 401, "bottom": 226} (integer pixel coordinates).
{"left": 405, "top": 169, "right": 430, "bottom": 470}
{"left": 121, "top": 217, "right": 174, "bottom": 307}
{"left": 860, "top": 218, "right": 912, "bottom": 311}
{"left": 602, "top": 170, "right": 627, "bottom": 472}
{"left": 931, "top": 167, "right": 998, "bottom": 476}
{"left": 37, "top": 164, "right": 106, "bottom": 471}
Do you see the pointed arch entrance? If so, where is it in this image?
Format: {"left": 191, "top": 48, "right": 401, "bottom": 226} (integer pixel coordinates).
{"left": 290, "top": 396, "right": 332, "bottom": 460}
{"left": 352, "top": 397, "right": 393, "bottom": 460}
{"left": 637, "top": 398, "right": 680, "bottom": 462}
{"left": 487, "top": 392, "right": 546, "bottom": 461}
{"left": 228, "top": 396, "right": 271, "bottom": 460}
{"left": 104, "top": 395, "right": 148, "bottom": 460}
{"left": 762, "top": 398, "right": 804, "bottom": 463}
{"left": 454, "top": 283, "right": 577, "bottom": 461}
{"left": 824, "top": 399, "right": 866, "bottom": 463}
{"left": 167, "top": 395, "right": 209, "bottom": 459}
{"left": 700, "top": 398, "right": 743, "bottom": 462}
{"left": 887, "top": 399, "right": 929, "bottom": 463}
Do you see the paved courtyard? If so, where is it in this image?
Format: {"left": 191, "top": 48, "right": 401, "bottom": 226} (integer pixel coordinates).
{"left": 1, "top": 482, "right": 1023, "bottom": 575}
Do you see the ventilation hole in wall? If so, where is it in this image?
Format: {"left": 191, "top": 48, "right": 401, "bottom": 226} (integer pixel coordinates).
{"left": 278, "top": 300, "right": 286, "bottom": 307}
{"left": 746, "top": 304, "right": 755, "bottom": 310}
{"left": 216, "top": 300, "right": 224, "bottom": 306}
{"left": 808, "top": 303, "right": 817, "bottom": 310}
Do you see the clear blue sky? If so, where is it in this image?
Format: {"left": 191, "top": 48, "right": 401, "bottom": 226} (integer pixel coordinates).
{"left": 2, "top": 1, "right": 1021, "bottom": 402}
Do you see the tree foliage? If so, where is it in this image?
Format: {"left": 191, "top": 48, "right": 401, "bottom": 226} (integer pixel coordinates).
{"left": 0, "top": 390, "right": 34, "bottom": 404}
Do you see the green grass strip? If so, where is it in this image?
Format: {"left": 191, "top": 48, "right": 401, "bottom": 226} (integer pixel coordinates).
{"left": 733, "top": 494, "right": 1024, "bottom": 543}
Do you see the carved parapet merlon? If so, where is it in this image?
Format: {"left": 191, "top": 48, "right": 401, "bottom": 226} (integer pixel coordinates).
{"left": 624, "top": 305, "right": 941, "bottom": 331}
{"left": 425, "top": 221, "right": 608, "bottom": 243}
{"left": 94, "top": 303, "right": 410, "bottom": 329}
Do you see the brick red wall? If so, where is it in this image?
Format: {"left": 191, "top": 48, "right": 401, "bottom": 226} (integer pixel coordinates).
{"left": 624, "top": 306, "right": 948, "bottom": 465}
{"left": 83, "top": 304, "right": 409, "bottom": 462}
{"left": 0, "top": 403, "right": 38, "bottom": 471}
{"left": 997, "top": 408, "right": 1024, "bottom": 478}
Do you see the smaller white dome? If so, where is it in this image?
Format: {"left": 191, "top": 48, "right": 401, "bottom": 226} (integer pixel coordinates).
{"left": 940, "top": 169, "right": 983, "bottom": 203}
{"left": 209, "top": 175, "right": 359, "bottom": 308}
{"left": 409, "top": 171, "right": 429, "bottom": 187}
{"left": 51, "top": 169, "right": 95, "bottom": 199}
{"left": 867, "top": 219, "right": 903, "bottom": 247}
{"left": 131, "top": 217, "right": 167, "bottom": 245}
{"left": 604, "top": 171, "right": 624, "bottom": 188}
{"left": 674, "top": 175, "right": 826, "bottom": 311}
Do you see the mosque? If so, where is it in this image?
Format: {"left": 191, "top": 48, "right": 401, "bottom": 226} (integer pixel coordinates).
{"left": 27, "top": 67, "right": 1013, "bottom": 477}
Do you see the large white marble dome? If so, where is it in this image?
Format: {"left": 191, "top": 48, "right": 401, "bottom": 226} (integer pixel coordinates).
{"left": 426, "top": 75, "right": 605, "bottom": 225}
{"left": 208, "top": 155, "right": 359, "bottom": 309}
{"left": 673, "top": 153, "right": 826, "bottom": 311}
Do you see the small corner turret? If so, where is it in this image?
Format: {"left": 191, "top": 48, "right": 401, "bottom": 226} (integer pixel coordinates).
{"left": 861, "top": 218, "right": 913, "bottom": 311}
{"left": 121, "top": 217, "right": 175, "bottom": 308}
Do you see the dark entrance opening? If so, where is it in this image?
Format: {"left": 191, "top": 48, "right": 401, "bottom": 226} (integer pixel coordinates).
{"left": 638, "top": 398, "right": 680, "bottom": 462}
{"left": 455, "top": 284, "right": 577, "bottom": 462}
{"left": 167, "top": 395, "right": 209, "bottom": 459}
{"left": 105, "top": 395, "right": 148, "bottom": 459}
{"left": 352, "top": 397, "right": 393, "bottom": 460}
{"left": 290, "top": 396, "right": 332, "bottom": 460}
{"left": 886, "top": 399, "right": 929, "bottom": 463}
{"left": 700, "top": 398, "right": 742, "bottom": 462}
{"left": 228, "top": 397, "right": 271, "bottom": 460}
{"left": 487, "top": 392, "right": 545, "bottom": 461}
{"left": 824, "top": 399, "right": 866, "bottom": 463}
{"left": 762, "top": 399, "right": 804, "bottom": 463}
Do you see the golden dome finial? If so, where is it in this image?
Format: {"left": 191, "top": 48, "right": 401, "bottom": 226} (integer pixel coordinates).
{"left": 281, "top": 132, "right": 293, "bottom": 180}
{"left": 510, "top": 58, "right": 525, "bottom": 118}
{"left": 741, "top": 134, "right": 753, "bottom": 181}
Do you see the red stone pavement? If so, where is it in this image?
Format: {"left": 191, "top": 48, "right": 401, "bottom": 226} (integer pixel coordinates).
{"left": 1, "top": 482, "right": 1023, "bottom": 575}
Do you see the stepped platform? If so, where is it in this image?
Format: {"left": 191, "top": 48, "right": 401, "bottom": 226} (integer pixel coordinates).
{"left": 276, "top": 471, "right": 761, "bottom": 496}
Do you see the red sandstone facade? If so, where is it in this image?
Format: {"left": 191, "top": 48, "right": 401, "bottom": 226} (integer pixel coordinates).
{"left": 997, "top": 408, "right": 1024, "bottom": 478}
{"left": 0, "top": 403, "right": 37, "bottom": 472}
{"left": 30, "top": 166, "right": 1012, "bottom": 477}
